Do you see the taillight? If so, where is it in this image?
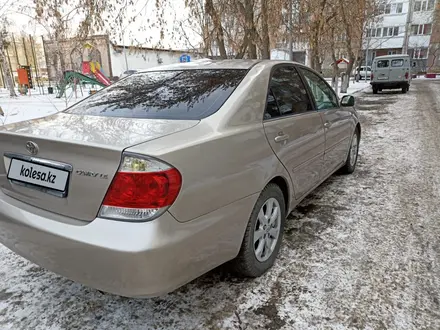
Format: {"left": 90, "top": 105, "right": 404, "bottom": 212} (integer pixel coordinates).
{"left": 371, "top": 73, "right": 374, "bottom": 80}
{"left": 99, "top": 153, "right": 182, "bottom": 221}
{"left": 405, "top": 72, "right": 409, "bottom": 79}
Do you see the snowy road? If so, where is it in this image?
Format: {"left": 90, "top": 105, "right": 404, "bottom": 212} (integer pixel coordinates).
{"left": 1, "top": 80, "right": 440, "bottom": 329}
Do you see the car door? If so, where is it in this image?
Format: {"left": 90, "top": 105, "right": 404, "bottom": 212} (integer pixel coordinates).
{"left": 298, "top": 67, "right": 353, "bottom": 176}
{"left": 263, "top": 65, "right": 326, "bottom": 199}
{"left": 390, "top": 58, "right": 407, "bottom": 81}
{"left": 375, "top": 59, "right": 390, "bottom": 81}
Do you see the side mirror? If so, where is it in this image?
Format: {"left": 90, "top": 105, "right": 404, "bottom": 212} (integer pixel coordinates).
{"left": 341, "top": 95, "right": 355, "bottom": 107}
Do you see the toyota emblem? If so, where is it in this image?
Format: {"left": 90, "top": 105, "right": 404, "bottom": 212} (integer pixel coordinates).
{"left": 25, "top": 141, "right": 39, "bottom": 155}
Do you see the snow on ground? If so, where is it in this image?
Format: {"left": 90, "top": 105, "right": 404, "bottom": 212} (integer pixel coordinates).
{"left": 0, "top": 87, "right": 92, "bottom": 126}
{"left": 1, "top": 80, "right": 440, "bottom": 329}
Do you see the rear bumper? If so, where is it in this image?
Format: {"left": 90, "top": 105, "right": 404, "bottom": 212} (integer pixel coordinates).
{"left": 370, "top": 81, "right": 409, "bottom": 89}
{"left": 0, "top": 190, "right": 258, "bottom": 297}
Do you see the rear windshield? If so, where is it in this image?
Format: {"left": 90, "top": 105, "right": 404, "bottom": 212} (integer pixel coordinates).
{"left": 66, "top": 69, "right": 247, "bottom": 120}
{"left": 376, "top": 60, "right": 389, "bottom": 68}
{"left": 391, "top": 59, "right": 404, "bottom": 67}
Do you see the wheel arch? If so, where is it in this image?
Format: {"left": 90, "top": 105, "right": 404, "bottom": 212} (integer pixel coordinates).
{"left": 356, "top": 122, "right": 361, "bottom": 139}
{"left": 267, "top": 175, "right": 290, "bottom": 214}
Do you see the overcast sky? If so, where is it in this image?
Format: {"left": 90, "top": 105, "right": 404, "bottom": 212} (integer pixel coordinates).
{"left": 2, "top": 0, "right": 201, "bottom": 50}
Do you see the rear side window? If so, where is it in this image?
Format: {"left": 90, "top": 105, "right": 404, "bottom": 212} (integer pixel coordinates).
{"left": 391, "top": 59, "right": 404, "bottom": 67}
{"left": 377, "top": 60, "right": 389, "bottom": 68}
{"left": 264, "top": 66, "right": 313, "bottom": 119}
{"left": 66, "top": 69, "right": 247, "bottom": 120}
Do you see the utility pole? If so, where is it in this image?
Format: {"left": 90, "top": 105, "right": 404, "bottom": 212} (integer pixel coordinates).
{"left": 403, "top": 0, "right": 414, "bottom": 54}
{"left": 288, "top": 0, "right": 293, "bottom": 60}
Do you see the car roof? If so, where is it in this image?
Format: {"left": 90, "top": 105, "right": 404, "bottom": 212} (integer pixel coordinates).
{"left": 374, "top": 54, "right": 410, "bottom": 60}
{"left": 139, "top": 59, "right": 307, "bottom": 72}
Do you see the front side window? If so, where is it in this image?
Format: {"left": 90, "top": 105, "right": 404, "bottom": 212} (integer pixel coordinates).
{"left": 264, "top": 66, "right": 313, "bottom": 119}
{"left": 66, "top": 69, "right": 246, "bottom": 120}
{"left": 299, "top": 68, "right": 339, "bottom": 110}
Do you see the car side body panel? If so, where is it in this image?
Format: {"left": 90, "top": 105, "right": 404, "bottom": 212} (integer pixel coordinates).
{"left": 127, "top": 63, "right": 295, "bottom": 222}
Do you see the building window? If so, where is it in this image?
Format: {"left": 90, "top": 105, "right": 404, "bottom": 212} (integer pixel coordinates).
{"left": 393, "top": 27, "right": 399, "bottom": 36}
{"left": 382, "top": 2, "right": 404, "bottom": 14}
{"left": 411, "top": 25, "right": 418, "bottom": 35}
{"left": 414, "top": 0, "right": 434, "bottom": 11}
{"left": 376, "top": 28, "right": 382, "bottom": 37}
{"left": 423, "top": 24, "right": 432, "bottom": 34}
{"left": 411, "top": 24, "right": 432, "bottom": 35}
{"left": 412, "top": 48, "right": 428, "bottom": 59}
{"left": 414, "top": 1, "right": 421, "bottom": 11}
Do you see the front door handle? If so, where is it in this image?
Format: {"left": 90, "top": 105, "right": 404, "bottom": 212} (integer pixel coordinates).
{"left": 274, "top": 134, "right": 289, "bottom": 143}
{"left": 324, "top": 121, "right": 332, "bottom": 128}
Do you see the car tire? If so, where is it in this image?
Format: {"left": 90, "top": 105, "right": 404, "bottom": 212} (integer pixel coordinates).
{"left": 373, "top": 87, "right": 378, "bottom": 94}
{"left": 402, "top": 87, "right": 407, "bottom": 94}
{"left": 340, "top": 128, "right": 360, "bottom": 174}
{"left": 233, "top": 183, "right": 286, "bottom": 278}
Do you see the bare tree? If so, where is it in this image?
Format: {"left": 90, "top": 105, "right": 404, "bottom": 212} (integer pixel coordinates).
{"left": 0, "top": 19, "right": 17, "bottom": 97}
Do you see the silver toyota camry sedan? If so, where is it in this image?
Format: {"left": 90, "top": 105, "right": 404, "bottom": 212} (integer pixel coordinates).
{"left": 0, "top": 60, "right": 360, "bottom": 297}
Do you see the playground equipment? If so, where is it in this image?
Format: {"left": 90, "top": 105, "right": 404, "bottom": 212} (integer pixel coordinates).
{"left": 56, "top": 42, "right": 112, "bottom": 98}
{"left": 17, "top": 66, "right": 33, "bottom": 95}
{"left": 56, "top": 71, "right": 106, "bottom": 98}
{"left": 82, "top": 61, "right": 111, "bottom": 86}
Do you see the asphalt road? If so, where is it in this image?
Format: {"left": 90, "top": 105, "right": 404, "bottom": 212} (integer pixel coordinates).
{"left": 1, "top": 79, "right": 440, "bottom": 330}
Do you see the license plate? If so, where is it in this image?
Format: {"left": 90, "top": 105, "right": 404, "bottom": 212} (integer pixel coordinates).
{"left": 377, "top": 76, "right": 388, "bottom": 80}
{"left": 7, "top": 159, "right": 69, "bottom": 192}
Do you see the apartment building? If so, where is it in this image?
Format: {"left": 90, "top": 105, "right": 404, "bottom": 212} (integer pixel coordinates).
{"left": 364, "top": 0, "right": 437, "bottom": 71}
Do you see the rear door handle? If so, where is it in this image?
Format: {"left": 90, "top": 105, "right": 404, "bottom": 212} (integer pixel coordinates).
{"left": 274, "top": 134, "right": 289, "bottom": 143}
{"left": 324, "top": 121, "right": 332, "bottom": 128}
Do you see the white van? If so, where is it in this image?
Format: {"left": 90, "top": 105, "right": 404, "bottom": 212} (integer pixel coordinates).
{"left": 370, "top": 54, "right": 411, "bottom": 94}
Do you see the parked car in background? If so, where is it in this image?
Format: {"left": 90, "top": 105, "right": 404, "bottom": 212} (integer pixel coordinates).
{"left": 354, "top": 66, "right": 372, "bottom": 80}
{"left": 119, "top": 69, "right": 139, "bottom": 79}
{"left": 370, "top": 54, "right": 411, "bottom": 94}
{"left": 0, "top": 60, "right": 360, "bottom": 298}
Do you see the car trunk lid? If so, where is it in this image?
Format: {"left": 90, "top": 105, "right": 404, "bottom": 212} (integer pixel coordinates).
{"left": 0, "top": 113, "right": 198, "bottom": 221}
